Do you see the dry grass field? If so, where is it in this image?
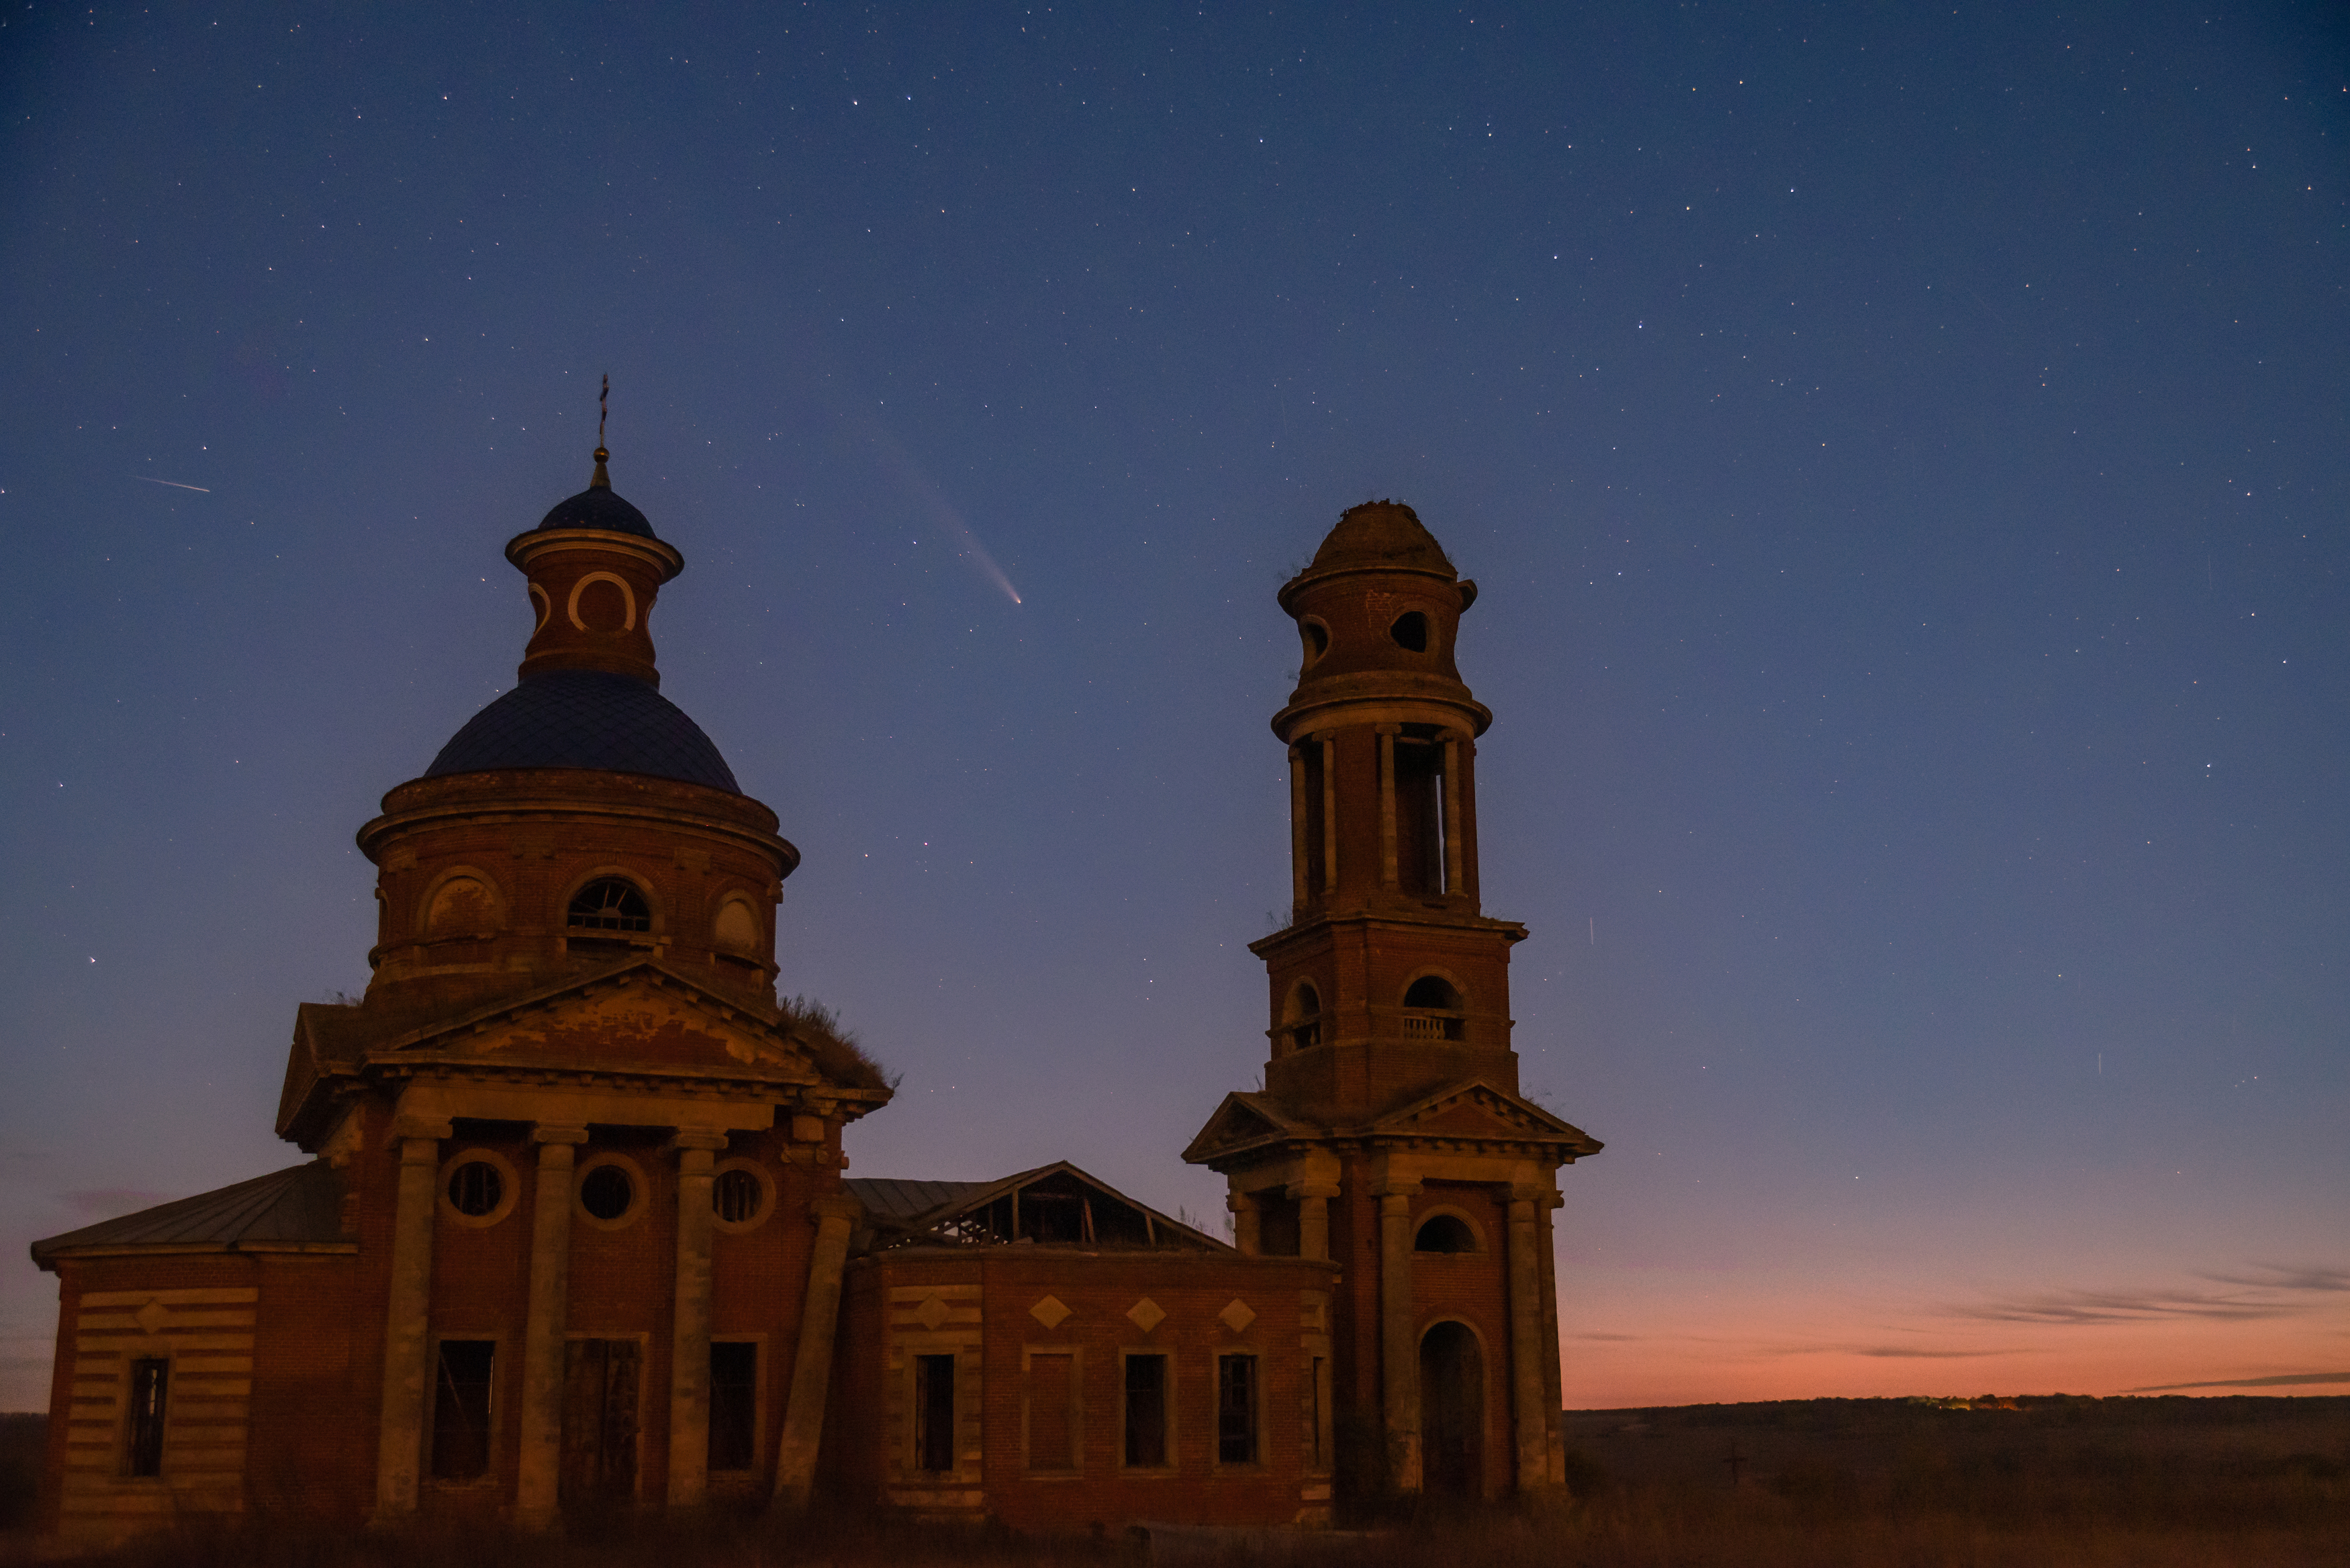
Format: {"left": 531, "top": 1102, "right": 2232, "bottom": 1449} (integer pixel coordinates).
{"left": 1, "top": 1396, "right": 2343, "bottom": 1566}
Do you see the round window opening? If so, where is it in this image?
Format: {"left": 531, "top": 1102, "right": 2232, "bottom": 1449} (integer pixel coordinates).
{"left": 714, "top": 1168, "right": 765, "bottom": 1224}
{"left": 579, "top": 1164, "right": 635, "bottom": 1221}
{"left": 447, "top": 1160, "right": 504, "bottom": 1218}
{"left": 569, "top": 878, "right": 651, "bottom": 933}
{"left": 1299, "top": 619, "right": 1330, "bottom": 665}
{"left": 1389, "top": 611, "right": 1429, "bottom": 653}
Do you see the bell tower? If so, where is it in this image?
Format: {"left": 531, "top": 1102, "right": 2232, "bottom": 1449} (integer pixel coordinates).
{"left": 1185, "top": 501, "right": 1602, "bottom": 1507}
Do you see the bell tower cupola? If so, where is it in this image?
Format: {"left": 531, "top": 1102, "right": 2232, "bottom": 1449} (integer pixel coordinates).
{"left": 1276, "top": 501, "right": 1489, "bottom": 924}
{"left": 507, "top": 440, "right": 684, "bottom": 688}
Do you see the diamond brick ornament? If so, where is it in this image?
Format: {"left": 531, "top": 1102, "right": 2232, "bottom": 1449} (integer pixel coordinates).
{"left": 1218, "top": 1298, "right": 1256, "bottom": 1334}
{"left": 914, "top": 1293, "right": 950, "bottom": 1331}
{"left": 1030, "top": 1295, "right": 1072, "bottom": 1329}
{"left": 1126, "top": 1297, "right": 1167, "bottom": 1333}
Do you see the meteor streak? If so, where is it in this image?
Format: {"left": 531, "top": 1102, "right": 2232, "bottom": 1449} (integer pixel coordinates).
{"left": 133, "top": 477, "right": 211, "bottom": 493}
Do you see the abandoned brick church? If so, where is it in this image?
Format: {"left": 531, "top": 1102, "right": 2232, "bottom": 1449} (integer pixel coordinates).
{"left": 30, "top": 447, "right": 1603, "bottom": 1541}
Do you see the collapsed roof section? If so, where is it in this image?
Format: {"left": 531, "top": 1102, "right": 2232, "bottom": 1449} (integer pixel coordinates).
{"left": 845, "top": 1161, "right": 1227, "bottom": 1255}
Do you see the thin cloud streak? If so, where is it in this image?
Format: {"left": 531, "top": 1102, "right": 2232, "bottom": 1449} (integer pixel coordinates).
{"left": 2126, "top": 1371, "right": 2350, "bottom": 1392}
{"left": 1951, "top": 1263, "right": 2350, "bottom": 1327}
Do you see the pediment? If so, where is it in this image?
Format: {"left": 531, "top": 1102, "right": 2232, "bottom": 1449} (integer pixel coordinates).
{"left": 1180, "top": 1091, "right": 1305, "bottom": 1165}
{"left": 377, "top": 961, "right": 820, "bottom": 1083}
{"left": 1368, "top": 1078, "right": 1603, "bottom": 1155}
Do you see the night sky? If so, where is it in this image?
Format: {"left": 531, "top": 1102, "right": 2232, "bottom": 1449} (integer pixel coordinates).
{"left": 3, "top": 3, "right": 2344, "bottom": 1412}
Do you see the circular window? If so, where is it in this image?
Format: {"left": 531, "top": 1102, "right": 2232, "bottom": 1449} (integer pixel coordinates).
{"left": 714, "top": 1167, "right": 765, "bottom": 1226}
{"left": 1299, "top": 618, "right": 1330, "bottom": 666}
{"left": 580, "top": 1163, "right": 635, "bottom": 1221}
{"left": 448, "top": 1160, "right": 504, "bottom": 1217}
{"left": 569, "top": 877, "right": 651, "bottom": 933}
{"left": 1389, "top": 611, "right": 1429, "bottom": 653}
{"left": 436, "top": 1149, "right": 518, "bottom": 1228}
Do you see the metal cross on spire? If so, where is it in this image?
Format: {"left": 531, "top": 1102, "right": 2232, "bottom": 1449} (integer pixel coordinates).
{"left": 591, "top": 373, "right": 612, "bottom": 488}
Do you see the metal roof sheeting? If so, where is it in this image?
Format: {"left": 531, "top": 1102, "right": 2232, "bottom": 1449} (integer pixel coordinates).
{"left": 30, "top": 1161, "right": 344, "bottom": 1269}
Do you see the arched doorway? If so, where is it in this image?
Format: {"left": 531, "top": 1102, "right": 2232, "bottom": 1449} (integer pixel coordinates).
{"left": 1419, "top": 1320, "right": 1484, "bottom": 1498}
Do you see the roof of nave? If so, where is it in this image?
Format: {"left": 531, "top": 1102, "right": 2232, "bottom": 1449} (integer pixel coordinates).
{"left": 30, "top": 1161, "right": 343, "bottom": 1270}
{"left": 424, "top": 667, "right": 740, "bottom": 793}
{"left": 847, "top": 1161, "right": 1227, "bottom": 1254}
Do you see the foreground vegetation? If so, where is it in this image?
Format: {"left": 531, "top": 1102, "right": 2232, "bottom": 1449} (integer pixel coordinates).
{"left": 1, "top": 1398, "right": 2343, "bottom": 1566}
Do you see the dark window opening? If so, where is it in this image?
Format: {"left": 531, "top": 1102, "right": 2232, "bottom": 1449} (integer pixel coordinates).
{"left": 708, "top": 1342, "right": 757, "bottom": 1471}
{"left": 1415, "top": 1213, "right": 1478, "bottom": 1253}
{"left": 914, "top": 1354, "right": 956, "bottom": 1472}
{"left": 126, "top": 1358, "right": 168, "bottom": 1477}
{"left": 1403, "top": 974, "right": 1465, "bottom": 1040}
{"left": 1285, "top": 982, "right": 1322, "bottom": 1054}
{"left": 1027, "top": 1353, "right": 1076, "bottom": 1471}
{"left": 1217, "top": 1355, "right": 1259, "bottom": 1464}
{"left": 447, "top": 1160, "right": 503, "bottom": 1218}
{"left": 1123, "top": 1354, "right": 1169, "bottom": 1467}
{"left": 1301, "top": 742, "right": 1329, "bottom": 895}
{"left": 1389, "top": 611, "right": 1429, "bottom": 652}
{"left": 1404, "top": 976, "right": 1461, "bottom": 1010}
{"left": 579, "top": 1164, "right": 634, "bottom": 1222}
{"left": 559, "top": 1338, "right": 639, "bottom": 1504}
{"left": 432, "top": 1340, "right": 496, "bottom": 1481}
{"left": 1393, "top": 739, "right": 1445, "bottom": 896}
{"left": 1299, "top": 618, "right": 1329, "bottom": 665}
{"left": 713, "top": 1168, "right": 763, "bottom": 1224}
{"left": 567, "top": 878, "right": 651, "bottom": 933}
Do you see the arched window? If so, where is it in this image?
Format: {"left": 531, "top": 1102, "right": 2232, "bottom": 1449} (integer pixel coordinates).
{"left": 1283, "top": 982, "right": 1322, "bottom": 1053}
{"left": 1414, "top": 1214, "right": 1478, "bottom": 1254}
{"left": 568, "top": 878, "right": 651, "bottom": 933}
{"left": 425, "top": 875, "right": 497, "bottom": 938}
{"left": 712, "top": 896, "right": 761, "bottom": 954}
{"left": 1402, "top": 975, "right": 1464, "bottom": 1041}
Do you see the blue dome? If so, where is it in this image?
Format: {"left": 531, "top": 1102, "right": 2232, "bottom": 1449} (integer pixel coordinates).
{"left": 426, "top": 670, "right": 739, "bottom": 793}
{"left": 535, "top": 484, "right": 655, "bottom": 538}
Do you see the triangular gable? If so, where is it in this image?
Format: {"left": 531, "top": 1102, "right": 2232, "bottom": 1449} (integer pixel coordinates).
{"left": 1366, "top": 1077, "right": 1604, "bottom": 1155}
{"left": 277, "top": 959, "right": 890, "bottom": 1149}
{"left": 393, "top": 969, "right": 817, "bottom": 1080}
{"left": 1180, "top": 1091, "right": 1303, "bottom": 1165}
{"left": 859, "top": 1160, "right": 1228, "bottom": 1253}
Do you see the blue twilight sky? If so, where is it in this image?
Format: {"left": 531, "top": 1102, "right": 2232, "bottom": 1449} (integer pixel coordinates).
{"left": 1, "top": 2, "right": 2345, "bottom": 1409}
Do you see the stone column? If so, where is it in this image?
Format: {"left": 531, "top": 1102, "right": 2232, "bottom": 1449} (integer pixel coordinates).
{"left": 1440, "top": 733, "right": 1466, "bottom": 898}
{"left": 667, "top": 1130, "right": 728, "bottom": 1511}
{"left": 1376, "top": 726, "right": 1401, "bottom": 889}
{"left": 1540, "top": 1191, "right": 1567, "bottom": 1485}
{"left": 1507, "top": 1187, "right": 1552, "bottom": 1493}
{"left": 1287, "top": 744, "right": 1311, "bottom": 913}
{"left": 1376, "top": 1182, "right": 1421, "bottom": 1493}
{"left": 1229, "top": 1191, "right": 1262, "bottom": 1256}
{"left": 515, "top": 1125, "right": 588, "bottom": 1528}
{"left": 1290, "top": 1181, "right": 1340, "bottom": 1262}
{"left": 770, "top": 1193, "right": 863, "bottom": 1512}
{"left": 371, "top": 1118, "right": 450, "bottom": 1522}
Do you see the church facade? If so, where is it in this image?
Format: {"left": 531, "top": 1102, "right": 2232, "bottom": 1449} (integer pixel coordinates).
{"left": 30, "top": 452, "right": 1601, "bottom": 1542}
